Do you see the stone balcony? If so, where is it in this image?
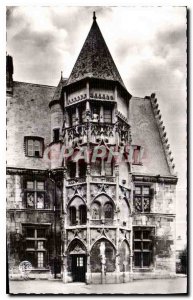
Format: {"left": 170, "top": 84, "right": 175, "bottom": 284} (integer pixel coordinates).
{"left": 64, "top": 120, "right": 131, "bottom": 146}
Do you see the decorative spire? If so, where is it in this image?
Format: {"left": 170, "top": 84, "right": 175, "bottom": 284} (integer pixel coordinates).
{"left": 61, "top": 70, "right": 63, "bottom": 80}
{"left": 93, "top": 11, "right": 96, "bottom": 21}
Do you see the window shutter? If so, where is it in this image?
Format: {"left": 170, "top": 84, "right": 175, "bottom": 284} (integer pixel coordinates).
{"left": 27, "top": 139, "right": 34, "bottom": 156}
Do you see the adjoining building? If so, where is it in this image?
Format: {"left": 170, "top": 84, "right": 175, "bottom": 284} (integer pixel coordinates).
{"left": 7, "top": 12, "right": 178, "bottom": 284}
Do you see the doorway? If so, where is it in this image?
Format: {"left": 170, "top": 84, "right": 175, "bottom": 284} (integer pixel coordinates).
{"left": 71, "top": 254, "right": 86, "bottom": 282}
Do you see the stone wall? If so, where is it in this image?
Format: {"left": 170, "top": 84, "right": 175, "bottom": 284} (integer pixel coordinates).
{"left": 7, "top": 81, "right": 55, "bottom": 169}
{"left": 6, "top": 172, "right": 62, "bottom": 271}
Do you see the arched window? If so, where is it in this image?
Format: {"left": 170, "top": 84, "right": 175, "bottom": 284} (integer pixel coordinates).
{"left": 79, "top": 160, "right": 87, "bottom": 177}
{"left": 79, "top": 205, "right": 87, "bottom": 224}
{"left": 104, "top": 203, "right": 113, "bottom": 219}
{"left": 69, "top": 206, "right": 76, "bottom": 225}
{"left": 91, "top": 202, "right": 101, "bottom": 219}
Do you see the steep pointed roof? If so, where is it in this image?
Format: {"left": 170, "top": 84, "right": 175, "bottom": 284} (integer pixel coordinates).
{"left": 52, "top": 75, "right": 67, "bottom": 101}
{"left": 49, "top": 74, "right": 67, "bottom": 108}
{"left": 66, "top": 12, "right": 126, "bottom": 89}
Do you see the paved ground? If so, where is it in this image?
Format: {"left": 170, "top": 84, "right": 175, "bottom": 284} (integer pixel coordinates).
{"left": 8, "top": 277, "right": 187, "bottom": 294}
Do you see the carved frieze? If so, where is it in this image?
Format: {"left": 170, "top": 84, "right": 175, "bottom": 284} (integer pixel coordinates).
{"left": 90, "top": 183, "right": 115, "bottom": 201}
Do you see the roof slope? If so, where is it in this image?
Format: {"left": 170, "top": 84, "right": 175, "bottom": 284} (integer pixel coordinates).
{"left": 67, "top": 15, "right": 125, "bottom": 88}
{"left": 130, "top": 96, "right": 174, "bottom": 177}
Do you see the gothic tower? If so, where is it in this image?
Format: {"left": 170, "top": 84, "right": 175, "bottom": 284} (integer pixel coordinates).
{"left": 56, "top": 12, "right": 133, "bottom": 284}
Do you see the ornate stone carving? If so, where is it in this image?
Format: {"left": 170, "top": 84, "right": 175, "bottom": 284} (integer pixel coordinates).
{"left": 67, "top": 184, "right": 86, "bottom": 202}
{"left": 90, "top": 183, "right": 115, "bottom": 200}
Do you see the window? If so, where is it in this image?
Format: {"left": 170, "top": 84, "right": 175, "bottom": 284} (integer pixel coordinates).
{"left": 24, "top": 226, "right": 48, "bottom": 268}
{"left": 53, "top": 128, "right": 60, "bottom": 142}
{"left": 25, "top": 137, "right": 44, "bottom": 158}
{"left": 104, "top": 159, "right": 113, "bottom": 176}
{"left": 79, "top": 104, "right": 86, "bottom": 123}
{"left": 78, "top": 160, "right": 87, "bottom": 177}
{"left": 104, "top": 203, "right": 114, "bottom": 219}
{"left": 134, "top": 185, "right": 151, "bottom": 213}
{"left": 91, "top": 105, "right": 100, "bottom": 122}
{"left": 133, "top": 228, "right": 153, "bottom": 268}
{"left": 91, "top": 160, "right": 102, "bottom": 176}
{"left": 77, "top": 257, "right": 84, "bottom": 267}
{"left": 79, "top": 205, "right": 87, "bottom": 224}
{"left": 69, "top": 108, "right": 76, "bottom": 126}
{"left": 69, "top": 206, "right": 76, "bottom": 225}
{"left": 25, "top": 180, "right": 48, "bottom": 209}
{"left": 91, "top": 202, "right": 101, "bottom": 219}
{"left": 67, "top": 161, "right": 76, "bottom": 178}
{"left": 133, "top": 146, "right": 142, "bottom": 165}
{"left": 103, "top": 107, "right": 112, "bottom": 123}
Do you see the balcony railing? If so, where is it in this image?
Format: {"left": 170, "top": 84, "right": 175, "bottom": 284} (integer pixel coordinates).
{"left": 64, "top": 122, "right": 116, "bottom": 145}
{"left": 64, "top": 119, "right": 131, "bottom": 145}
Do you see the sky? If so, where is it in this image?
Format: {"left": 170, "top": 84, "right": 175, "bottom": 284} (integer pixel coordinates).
{"left": 6, "top": 6, "right": 187, "bottom": 247}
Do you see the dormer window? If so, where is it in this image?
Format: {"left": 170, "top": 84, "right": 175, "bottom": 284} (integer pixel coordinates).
{"left": 24, "top": 137, "right": 44, "bottom": 158}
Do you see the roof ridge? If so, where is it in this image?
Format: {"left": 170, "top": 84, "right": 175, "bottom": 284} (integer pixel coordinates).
{"left": 14, "top": 81, "right": 56, "bottom": 88}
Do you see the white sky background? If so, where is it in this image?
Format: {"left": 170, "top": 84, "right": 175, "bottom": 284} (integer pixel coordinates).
{"left": 6, "top": 6, "right": 187, "bottom": 245}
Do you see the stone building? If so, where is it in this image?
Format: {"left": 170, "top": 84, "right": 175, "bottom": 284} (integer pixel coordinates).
{"left": 6, "top": 12, "right": 178, "bottom": 283}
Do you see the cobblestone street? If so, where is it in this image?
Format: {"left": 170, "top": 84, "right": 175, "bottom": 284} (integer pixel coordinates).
{"left": 9, "top": 277, "right": 187, "bottom": 294}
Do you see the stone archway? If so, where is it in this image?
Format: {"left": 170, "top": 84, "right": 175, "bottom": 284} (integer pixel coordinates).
{"left": 90, "top": 238, "right": 116, "bottom": 273}
{"left": 67, "top": 239, "right": 87, "bottom": 282}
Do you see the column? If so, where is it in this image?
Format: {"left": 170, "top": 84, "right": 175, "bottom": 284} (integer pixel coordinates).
{"left": 62, "top": 169, "right": 68, "bottom": 283}
{"left": 86, "top": 81, "right": 89, "bottom": 99}
{"left": 75, "top": 161, "right": 79, "bottom": 178}
{"left": 115, "top": 165, "right": 120, "bottom": 283}
{"left": 86, "top": 100, "right": 91, "bottom": 142}
{"left": 15, "top": 174, "right": 22, "bottom": 209}
{"left": 64, "top": 91, "right": 67, "bottom": 107}
{"left": 100, "top": 105, "right": 104, "bottom": 123}
{"left": 86, "top": 164, "right": 91, "bottom": 283}
{"left": 130, "top": 229, "right": 133, "bottom": 281}
{"left": 115, "top": 253, "right": 120, "bottom": 283}
{"left": 114, "top": 85, "right": 118, "bottom": 102}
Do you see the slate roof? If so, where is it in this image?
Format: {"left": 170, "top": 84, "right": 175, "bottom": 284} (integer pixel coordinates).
{"left": 52, "top": 77, "right": 67, "bottom": 101}
{"left": 67, "top": 15, "right": 126, "bottom": 89}
{"left": 130, "top": 96, "right": 172, "bottom": 176}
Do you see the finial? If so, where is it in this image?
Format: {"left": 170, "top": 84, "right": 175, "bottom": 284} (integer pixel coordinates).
{"left": 61, "top": 71, "right": 63, "bottom": 79}
{"left": 93, "top": 11, "right": 96, "bottom": 21}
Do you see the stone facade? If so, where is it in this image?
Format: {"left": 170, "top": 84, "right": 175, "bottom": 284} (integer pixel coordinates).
{"left": 7, "top": 13, "right": 177, "bottom": 283}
